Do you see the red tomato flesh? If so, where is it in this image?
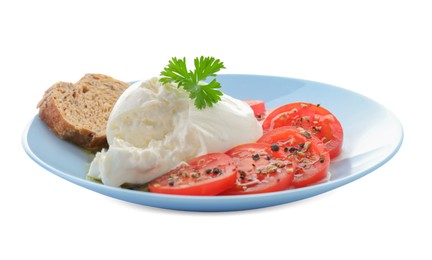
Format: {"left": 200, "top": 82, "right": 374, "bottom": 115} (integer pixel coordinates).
{"left": 221, "top": 143, "right": 296, "bottom": 195}
{"left": 257, "top": 126, "right": 330, "bottom": 188}
{"left": 244, "top": 100, "right": 266, "bottom": 120}
{"left": 149, "top": 153, "right": 237, "bottom": 196}
{"left": 262, "top": 102, "right": 343, "bottom": 158}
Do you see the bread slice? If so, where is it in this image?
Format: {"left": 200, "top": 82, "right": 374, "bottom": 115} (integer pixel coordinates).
{"left": 37, "top": 74, "right": 129, "bottom": 151}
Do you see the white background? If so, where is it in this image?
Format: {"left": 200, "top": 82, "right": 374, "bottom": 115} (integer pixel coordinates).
{"left": 2, "top": 0, "right": 431, "bottom": 259}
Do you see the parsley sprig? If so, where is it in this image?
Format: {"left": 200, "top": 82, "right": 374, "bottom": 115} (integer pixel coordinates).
{"left": 159, "top": 56, "right": 226, "bottom": 109}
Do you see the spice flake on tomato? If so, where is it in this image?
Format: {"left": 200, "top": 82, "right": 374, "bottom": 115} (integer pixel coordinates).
{"left": 257, "top": 126, "right": 330, "bottom": 188}
{"left": 262, "top": 102, "right": 343, "bottom": 158}
{"left": 149, "top": 153, "right": 237, "bottom": 196}
{"left": 221, "top": 143, "right": 296, "bottom": 195}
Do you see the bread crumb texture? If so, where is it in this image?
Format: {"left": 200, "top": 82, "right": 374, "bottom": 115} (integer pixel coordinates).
{"left": 37, "top": 74, "right": 129, "bottom": 151}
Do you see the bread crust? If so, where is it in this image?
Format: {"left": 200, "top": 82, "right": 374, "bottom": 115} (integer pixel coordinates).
{"left": 37, "top": 74, "right": 129, "bottom": 151}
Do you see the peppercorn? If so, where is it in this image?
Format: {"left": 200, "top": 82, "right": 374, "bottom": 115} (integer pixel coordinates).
{"left": 289, "top": 147, "right": 298, "bottom": 152}
{"left": 271, "top": 144, "right": 280, "bottom": 152}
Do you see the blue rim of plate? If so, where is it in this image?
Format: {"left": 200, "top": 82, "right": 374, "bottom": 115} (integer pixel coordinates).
{"left": 22, "top": 74, "right": 404, "bottom": 212}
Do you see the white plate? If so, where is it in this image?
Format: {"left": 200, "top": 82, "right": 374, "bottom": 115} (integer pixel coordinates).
{"left": 22, "top": 74, "right": 403, "bottom": 211}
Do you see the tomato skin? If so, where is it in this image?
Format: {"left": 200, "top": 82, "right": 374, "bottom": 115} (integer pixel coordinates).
{"left": 221, "top": 143, "right": 296, "bottom": 195}
{"left": 257, "top": 126, "right": 330, "bottom": 188}
{"left": 148, "top": 153, "right": 237, "bottom": 196}
{"left": 244, "top": 100, "right": 266, "bottom": 120}
{"left": 262, "top": 102, "right": 343, "bottom": 158}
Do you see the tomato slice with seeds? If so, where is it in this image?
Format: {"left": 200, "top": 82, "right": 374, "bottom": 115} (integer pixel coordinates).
{"left": 257, "top": 126, "right": 330, "bottom": 188}
{"left": 262, "top": 102, "right": 343, "bottom": 158}
{"left": 149, "top": 153, "right": 237, "bottom": 196}
{"left": 244, "top": 100, "right": 266, "bottom": 120}
{"left": 220, "top": 143, "right": 296, "bottom": 195}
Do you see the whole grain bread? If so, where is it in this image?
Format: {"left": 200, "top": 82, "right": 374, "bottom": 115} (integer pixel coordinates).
{"left": 37, "top": 74, "right": 129, "bottom": 151}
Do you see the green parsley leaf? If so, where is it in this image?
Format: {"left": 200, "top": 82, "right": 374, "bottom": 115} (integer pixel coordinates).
{"left": 160, "top": 56, "right": 225, "bottom": 109}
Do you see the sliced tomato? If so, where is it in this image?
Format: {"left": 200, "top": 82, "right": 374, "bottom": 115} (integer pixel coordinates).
{"left": 221, "top": 143, "right": 296, "bottom": 195}
{"left": 257, "top": 126, "right": 330, "bottom": 188}
{"left": 149, "top": 153, "right": 237, "bottom": 196}
{"left": 262, "top": 102, "right": 343, "bottom": 158}
{"left": 244, "top": 100, "right": 266, "bottom": 120}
